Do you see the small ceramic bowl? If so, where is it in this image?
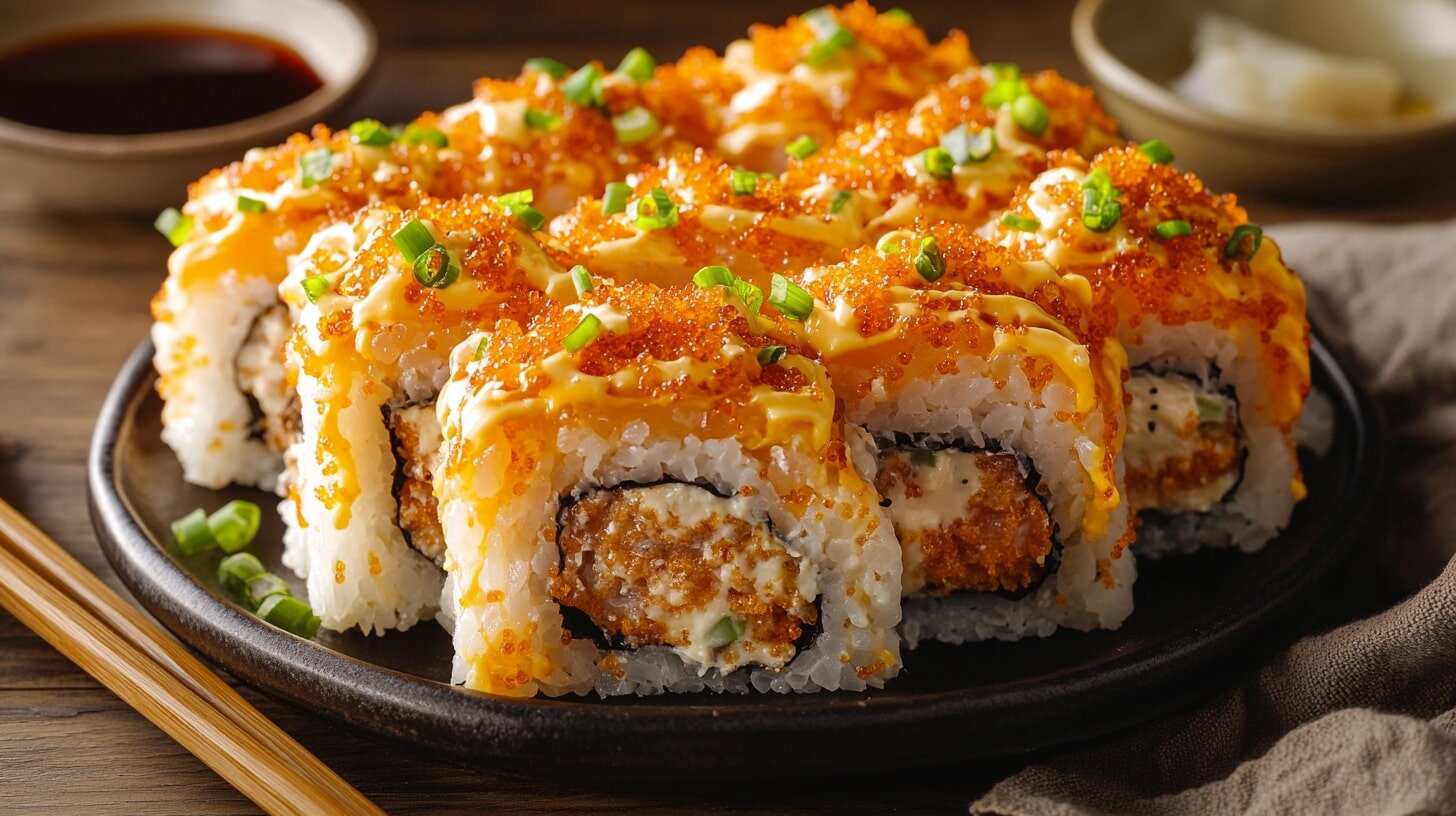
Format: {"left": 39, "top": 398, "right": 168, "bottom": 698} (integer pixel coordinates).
{"left": 0, "top": 0, "right": 375, "bottom": 213}
{"left": 1071, "top": 0, "right": 1456, "bottom": 195}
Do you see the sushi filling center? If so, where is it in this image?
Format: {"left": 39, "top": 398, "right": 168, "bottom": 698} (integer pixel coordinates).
{"left": 874, "top": 448, "right": 1056, "bottom": 596}
{"left": 1124, "top": 373, "right": 1242, "bottom": 514}
{"left": 388, "top": 404, "right": 446, "bottom": 566}
{"left": 551, "top": 482, "right": 818, "bottom": 675}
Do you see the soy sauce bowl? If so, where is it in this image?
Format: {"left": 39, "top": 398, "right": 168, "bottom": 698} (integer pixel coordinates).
{"left": 0, "top": 0, "right": 375, "bottom": 213}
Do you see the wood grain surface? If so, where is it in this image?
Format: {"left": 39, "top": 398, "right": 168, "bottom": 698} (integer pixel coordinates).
{"left": 2, "top": 1, "right": 1454, "bottom": 813}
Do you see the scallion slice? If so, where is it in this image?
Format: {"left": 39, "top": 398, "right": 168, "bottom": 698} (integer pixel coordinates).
{"left": 523, "top": 57, "right": 569, "bottom": 79}
{"left": 730, "top": 169, "right": 759, "bottom": 196}
{"left": 257, "top": 594, "right": 321, "bottom": 639}
{"left": 883, "top": 8, "right": 914, "bottom": 23}
{"left": 392, "top": 219, "right": 436, "bottom": 262}
{"left": 170, "top": 509, "right": 216, "bottom": 556}
{"left": 1080, "top": 168, "right": 1122, "bottom": 232}
{"left": 236, "top": 195, "right": 268, "bottom": 214}
{"left": 493, "top": 189, "right": 547, "bottom": 231}
{"left": 913, "top": 236, "right": 946, "bottom": 282}
{"left": 301, "top": 275, "right": 330, "bottom": 303}
{"left": 242, "top": 573, "right": 292, "bottom": 609}
{"left": 1138, "top": 138, "right": 1175, "bottom": 165}
{"left": 562, "top": 64, "right": 605, "bottom": 107}
{"left": 218, "top": 552, "right": 266, "bottom": 597}
{"left": 628, "top": 187, "right": 679, "bottom": 231}
{"left": 876, "top": 230, "right": 910, "bottom": 255}
{"left": 757, "top": 345, "right": 787, "bottom": 366}
{"left": 348, "top": 118, "right": 395, "bottom": 147}
{"left": 942, "top": 124, "right": 995, "bottom": 164}
{"left": 986, "top": 62, "right": 1022, "bottom": 82}
{"left": 612, "top": 106, "right": 660, "bottom": 145}
{"left": 400, "top": 125, "right": 448, "bottom": 148}
{"left": 769, "top": 274, "right": 813, "bottom": 321}
{"left": 297, "top": 149, "right": 332, "bottom": 188}
{"left": 981, "top": 64, "right": 1028, "bottom": 107}
{"left": 1001, "top": 213, "right": 1041, "bottom": 231}
{"left": 616, "top": 47, "right": 656, "bottom": 83}
{"left": 692, "top": 265, "right": 735, "bottom": 289}
{"left": 786, "top": 135, "right": 820, "bottom": 160}
{"left": 412, "top": 245, "right": 460, "bottom": 289}
{"left": 706, "top": 615, "right": 745, "bottom": 648}
{"left": 1196, "top": 393, "right": 1229, "bottom": 424}
{"left": 207, "top": 500, "right": 261, "bottom": 554}
{"left": 154, "top": 208, "right": 193, "bottom": 247}
{"left": 523, "top": 108, "right": 562, "bottom": 132}
{"left": 563, "top": 313, "right": 604, "bottom": 352}
{"left": 920, "top": 146, "right": 955, "bottom": 180}
{"left": 570, "top": 264, "right": 593, "bottom": 295}
{"left": 1154, "top": 219, "right": 1192, "bottom": 239}
{"left": 803, "top": 7, "right": 856, "bottom": 67}
{"left": 829, "top": 189, "right": 853, "bottom": 214}
{"left": 1224, "top": 224, "right": 1263, "bottom": 260}
{"left": 1011, "top": 94, "right": 1050, "bottom": 136}
{"left": 602, "top": 182, "right": 631, "bottom": 215}
{"left": 693, "top": 266, "right": 762, "bottom": 318}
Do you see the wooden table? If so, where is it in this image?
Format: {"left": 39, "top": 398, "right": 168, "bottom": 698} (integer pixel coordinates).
{"left": 2, "top": 2, "right": 1453, "bottom": 812}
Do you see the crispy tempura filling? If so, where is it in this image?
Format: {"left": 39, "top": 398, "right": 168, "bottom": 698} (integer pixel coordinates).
{"left": 1124, "top": 373, "right": 1242, "bottom": 514}
{"left": 388, "top": 405, "right": 445, "bottom": 565}
{"left": 875, "top": 448, "right": 1055, "bottom": 596}
{"left": 552, "top": 482, "right": 817, "bottom": 675}
{"left": 236, "top": 304, "right": 298, "bottom": 454}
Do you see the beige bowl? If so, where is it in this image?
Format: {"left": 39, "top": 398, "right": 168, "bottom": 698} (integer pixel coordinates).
{"left": 0, "top": 0, "right": 375, "bottom": 213}
{"left": 1071, "top": 0, "right": 1456, "bottom": 195}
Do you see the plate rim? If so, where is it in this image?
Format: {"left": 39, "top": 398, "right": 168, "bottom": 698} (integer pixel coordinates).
{"left": 87, "top": 334, "right": 1381, "bottom": 774}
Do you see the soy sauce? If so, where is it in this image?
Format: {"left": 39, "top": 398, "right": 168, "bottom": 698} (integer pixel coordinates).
{"left": 0, "top": 25, "right": 323, "bottom": 135}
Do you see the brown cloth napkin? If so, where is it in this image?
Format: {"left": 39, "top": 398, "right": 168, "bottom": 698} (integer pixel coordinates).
{"left": 973, "top": 220, "right": 1456, "bottom": 816}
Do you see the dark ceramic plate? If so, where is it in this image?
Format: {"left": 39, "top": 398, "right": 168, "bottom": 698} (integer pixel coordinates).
{"left": 88, "top": 337, "right": 1378, "bottom": 776}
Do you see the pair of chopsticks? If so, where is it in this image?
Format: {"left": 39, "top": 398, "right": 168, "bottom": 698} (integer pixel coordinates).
{"left": 0, "top": 498, "right": 383, "bottom": 816}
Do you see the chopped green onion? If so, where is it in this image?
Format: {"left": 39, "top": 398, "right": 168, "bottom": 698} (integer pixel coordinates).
{"left": 153, "top": 208, "right": 193, "bottom": 247}
{"left": 207, "top": 500, "right": 261, "bottom": 554}
{"left": 218, "top": 552, "right": 266, "bottom": 597}
{"left": 1001, "top": 213, "right": 1041, "bottom": 231}
{"left": 392, "top": 219, "right": 436, "bottom": 262}
{"left": 236, "top": 195, "right": 267, "bottom": 214}
{"left": 706, "top": 615, "right": 745, "bottom": 648}
{"left": 1011, "top": 94, "right": 1050, "bottom": 136}
{"left": 348, "top": 118, "right": 395, "bottom": 147}
{"left": 785, "top": 135, "right": 820, "bottom": 160}
{"left": 170, "top": 509, "right": 216, "bottom": 556}
{"left": 523, "top": 108, "right": 562, "bottom": 132}
{"left": 803, "top": 7, "right": 856, "bottom": 67}
{"left": 1080, "top": 168, "right": 1122, "bottom": 232}
{"left": 1138, "top": 138, "right": 1175, "bottom": 165}
{"left": 910, "top": 448, "right": 937, "bottom": 467}
{"left": 493, "top": 189, "right": 546, "bottom": 231}
{"left": 400, "top": 125, "right": 448, "bottom": 148}
{"left": 757, "top": 345, "right": 787, "bottom": 366}
{"left": 1196, "top": 393, "right": 1230, "bottom": 424}
{"left": 1154, "top": 219, "right": 1192, "bottom": 239}
{"left": 570, "top": 264, "right": 593, "bottom": 295}
{"left": 883, "top": 8, "right": 914, "bottom": 23}
{"left": 297, "top": 149, "right": 332, "bottom": 188}
{"left": 981, "top": 65, "right": 1028, "bottom": 107}
{"left": 628, "top": 187, "right": 679, "bottom": 231}
{"left": 412, "top": 245, "right": 459, "bottom": 289}
{"left": 301, "top": 275, "right": 330, "bottom": 303}
{"left": 473, "top": 337, "right": 488, "bottom": 360}
{"left": 693, "top": 266, "right": 762, "bottom": 318}
{"left": 876, "top": 230, "right": 910, "bottom": 255}
{"left": 616, "top": 47, "right": 656, "bottom": 83}
{"left": 941, "top": 124, "right": 995, "bottom": 164}
{"left": 242, "top": 573, "right": 292, "bottom": 609}
{"left": 256, "top": 594, "right": 321, "bottom": 639}
{"left": 1225, "top": 224, "right": 1263, "bottom": 260}
{"left": 612, "top": 106, "right": 660, "bottom": 145}
{"left": 563, "top": 313, "right": 604, "bottom": 352}
{"left": 602, "top": 181, "right": 631, "bottom": 215}
{"left": 920, "top": 146, "right": 955, "bottom": 180}
{"left": 829, "top": 189, "right": 853, "bottom": 214}
{"left": 692, "top": 265, "right": 735, "bottom": 289}
{"left": 987, "top": 62, "right": 1022, "bottom": 82}
{"left": 562, "top": 64, "right": 605, "bottom": 107}
{"left": 769, "top": 274, "right": 813, "bottom": 321}
{"left": 523, "top": 56, "right": 569, "bottom": 79}
{"left": 913, "top": 236, "right": 946, "bottom": 282}
{"left": 730, "top": 169, "right": 759, "bottom": 196}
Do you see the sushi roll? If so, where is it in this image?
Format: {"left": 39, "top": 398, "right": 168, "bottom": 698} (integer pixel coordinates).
{"left": 432, "top": 280, "right": 902, "bottom": 695}
{"left": 793, "top": 229, "right": 1134, "bottom": 644}
{"left": 276, "top": 195, "right": 565, "bottom": 634}
{"left": 987, "top": 145, "right": 1310, "bottom": 554}
{"left": 783, "top": 64, "right": 1120, "bottom": 237}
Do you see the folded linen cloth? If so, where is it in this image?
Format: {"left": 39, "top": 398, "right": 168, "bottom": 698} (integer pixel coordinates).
{"left": 972, "top": 220, "right": 1456, "bottom": 816}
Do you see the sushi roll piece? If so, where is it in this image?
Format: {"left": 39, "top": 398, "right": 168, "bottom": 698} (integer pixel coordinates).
{"left": 986, "top": 145, "right": 1310, "bottom": 554}
{"left": 276, "top": 195, "right": 568, "bottom": 634}
{"left": 433, "top": 280, "right": 902, "bottom": 695}
{"left": 783, "top": 64, "right": 1120, "bottom": 237}
{"left": 793, "top": 230, "right": 1134, "bottom": 644}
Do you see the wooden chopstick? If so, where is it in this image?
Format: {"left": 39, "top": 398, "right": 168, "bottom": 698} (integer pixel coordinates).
{"left": 0, "top": 499, "right": 383, "bottom": 816}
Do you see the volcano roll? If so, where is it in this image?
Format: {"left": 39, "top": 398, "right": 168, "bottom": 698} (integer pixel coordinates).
{"left": 432, "top": 281, "right": 902, "bottom": 695}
